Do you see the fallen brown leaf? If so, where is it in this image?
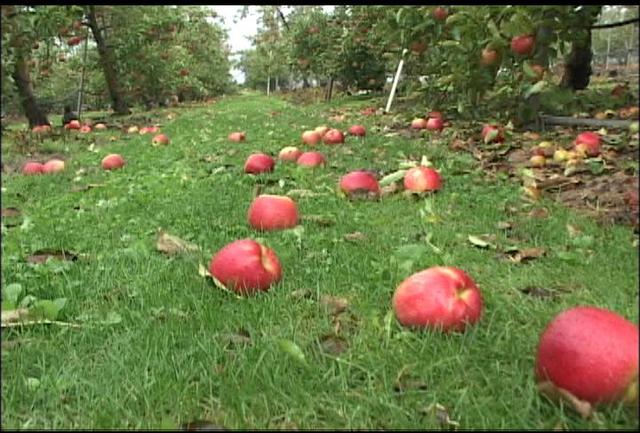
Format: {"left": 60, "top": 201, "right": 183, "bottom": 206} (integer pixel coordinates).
{"left": 27, "top": 249, "right": 78, "bottom": 264}
{"left": 344, "top": 231, "right": 367, "bottom": 242}
{"left": 1, "top": 207, "right": 21, "bottom": 217}
{"left": 318, "top": 333, "right": 349, "bottom": 356}
{"left": 502, "top": 247, "right": 546, "bottom": 263}
{"left": 156, "top": 230, "right": 200, "bottom": 256}
{"left": 528, "top": 207, "right": 550, "bottom": 219}
{"left": 537, "top": 380, "right": 593, "bottom": 419}
{"left": 320, "top": 295, "right": 349, "bottom": 315}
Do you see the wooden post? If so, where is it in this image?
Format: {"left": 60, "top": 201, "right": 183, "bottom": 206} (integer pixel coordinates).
{"left": 385, "top": 49, "right": 408, "bottom": 113}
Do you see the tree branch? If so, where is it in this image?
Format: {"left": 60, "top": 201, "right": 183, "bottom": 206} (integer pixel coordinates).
{"left": 591, "top": 16, "right": 639, "bottom": 29}
{"left": 276, "top": 6, "right": 289, "bottom": 31}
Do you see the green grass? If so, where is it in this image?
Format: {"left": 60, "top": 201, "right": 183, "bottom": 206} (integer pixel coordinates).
{"left": 1, "top": 92, "right": 638, "bottom": 429}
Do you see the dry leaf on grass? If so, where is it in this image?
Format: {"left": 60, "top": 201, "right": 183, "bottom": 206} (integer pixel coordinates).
{"left": 318, "top": 333, "right": 349, "bottom": 356}
{"left": 156, "top": 230, "right": 200, "bottom": 255}
{"left": 501, "top": 247, "right": 546, "bottom": 263}
{"left": 27, "top": 249, "right": 79, "bottom": 264}
{"left": 319, "top": 295, "right": 349, "bottom": 315}
{"left": 344, "top": 231, "right": 367, "bottom": 242}
{"left": 1, "top": 207, "right": 21, "bottom": 217}
{"left": 537, "top": 380, "right": 593, "bottom": 419}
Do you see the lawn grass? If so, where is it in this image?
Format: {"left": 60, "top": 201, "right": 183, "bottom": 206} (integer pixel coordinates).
{"left": 1, "top": 92, "right": 638, "bottom": 429}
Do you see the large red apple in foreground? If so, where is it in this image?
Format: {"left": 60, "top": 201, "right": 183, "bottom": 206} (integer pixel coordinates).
{"left": 348, "top": 125, "right": 366, "bottom": 137}
{"left": 42, "top": 159, "right": 65, "bottom": 174}
{"left": 302, "top": 130, "right": 322, "bottom": 145}
{"left": 22, "top": 161, "right": 44, "bottom": 175}
{"left": 101, "top": 154, "right": 126, "bottom": 171}
{"left": 392, "top": 266, "right": 483, "bottom": 333}
{"left": 511, "top": 34, "right": 535, "bottom": 56}
{"left": 244, "top": 153, "right": 275, "bottom": 174}
{"left": 228, "top": 132, "right": 246, "bottom": 142}
{"left": 248, "top": 194, "right": 299, "bottom": 231}
{"left": 278, "top": 146, "right": 302, "bottom": 162}
{"left": 209, "top": 239, "right": 282, "bottom": 295}
{"left": 404, "top": 166, "right": 442, "bottom": 192}
{"left": 296, "top": 151, "right": 326, "bottom": 168}
{"left": 574, "top": 131, "right": 601, "bottom": 157}
{"left": 426, "top": 117, "right": 444, "bottom": 131}
{"left": 535, "top": 306, "right": 638, "bottom": 407}
{"left": 323, "top": 128, "right": 345, "bottom": 145}
{"left": 339, "top": 170, "right": 380, "bottom": 199}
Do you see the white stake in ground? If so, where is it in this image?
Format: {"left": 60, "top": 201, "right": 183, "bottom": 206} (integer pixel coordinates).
{"left": 385, "top": 49, "right": 408, "bottom": 113}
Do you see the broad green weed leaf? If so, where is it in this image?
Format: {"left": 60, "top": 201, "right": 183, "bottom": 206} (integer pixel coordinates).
{"left": 278, "top": 339, "right": 309, "bottom": 367}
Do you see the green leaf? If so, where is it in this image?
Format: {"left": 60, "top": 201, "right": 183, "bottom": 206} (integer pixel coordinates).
{"left": 278, "top": 339, "right": 309, "bottom": 367}
{"left": 379, "top": 169, "right": 407, "bottom": 186}
{"left": 30, "top": 298, "right": 67, "bottom": 321}
{"left": 467, "top": 235, "right": 494, "bottom": 249}
{"left": 523, "top": 61, "right": 538, "bottom": 79}
{"left": 484, "top": 128, "right": 499, "bottom": 144}
{"left": 2, "top": 283, "right": 23, "bottom": 309}
{"left": 524, "top": 80, "right": 546, "bottom": 99}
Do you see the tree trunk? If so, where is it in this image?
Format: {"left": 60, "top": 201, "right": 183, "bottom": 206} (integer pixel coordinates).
{"left": 86, "top": 6, "right": 130, "bottom": 115}
{"left": 11, "top": 50, "right": 49, "bottom": 128}
{"left": 560, "top": 35, "right": 593, "bottom": 91}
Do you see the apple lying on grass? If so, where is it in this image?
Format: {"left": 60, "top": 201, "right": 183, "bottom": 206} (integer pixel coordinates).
{"left": 244, "top": 153, "right": 275, "bottom": 174}
{"left": 228, "top": 132, "right": 246, "bottom": 142}
{"left": 278, "top": 146, "right": 302, "bottom": 162}
{"left": 403, "top": 166, "right": 442, "bottom": 193}
{"left": 101, "top": 154, "right": 126, "bottom": 171}
{"left": 94, "top": 123, "right": 107, "bottom": 130}
{"left": 339, "top": 170, "right": 380, "bottom": 200}
{"left": 314, "top": 126, "right": 330, "bottom": 137}
{"left": 348, "top": 125, "right": 366, "bottom": 137}
{"left": 426, "top": 117, "right": 444, "bottom": 131}
{"left": 152, "top": 133, "right": 170, "bottom": 146}
{"left": 392, "top": 266, "right": 483, "bottom": 333}
{"left": 248, "top": 194, "right": 299, "bottom": 231}
{"left": 22, "top": 161, "right": 44, "bottom": 175}
{"left": 323, "top": 128, "right": 345, "bottom": 145}
{"left": 411, "top": 118, "right": 428, "bottom": 129}
{"left": 65, "top": 120, "right": 81, "bottom": 130}
{"left": 296, "top": 151, "right": 326, "bottom": 168}
{"left": 481, "top": 124, "right": 505, "bottom": 143}
{"left": 302, "top": 130, "right": 322, "bottom": 145}
{"left": 31, "top": 124, "right": 52, "bottom": 134}
{"left": 42, "top": 159, "right": 65, "bottom": 174}
{"left": 574, "top": 131, "right": 601, "bottom": 157}
{"left": 535, "top": 306, "right": 638, "bottom": 411}
{"left": 209, "top": 239, "right": 282, "bottom": 295}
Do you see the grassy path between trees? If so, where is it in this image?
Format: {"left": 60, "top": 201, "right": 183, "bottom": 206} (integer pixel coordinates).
{"left": 1, "top": 92, "right": 638, "bottom": 429}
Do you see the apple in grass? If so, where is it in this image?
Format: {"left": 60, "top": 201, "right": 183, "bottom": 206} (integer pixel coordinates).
{"left": 248, "top": 194, "right": 299, "bottom": 231}
{"left": 574, "top": 131, "right": 601, "bottom": 157}
{"left": 79, "top": 125, "right": 92, "bottom": 133}
{"left": 426, "top": 117, "right": 444, "bottom": 131}
{"left": 535, "top": 306, "right": 638, "bottom": 409}
{"left": 228, "top": 132, "right": 246, "bottom": 142}
{"left": 314, "top": 126, "right": 330, "bottom": 137}
{"left": 152, "top": 133, "right": 170, "bottom": 146}
{"left": 348, "top": 125, "right": 366, "bottom": 137}
{"left": 339, "top": 170, "right": 381, "bottom": 200}
{"left": 392, "top": 266, "right": 483, "bottom": 333}
{"left": 101, "top": 153, "right": 126, "bottom": 171}
{"left": 481, "top": 124, "right": 505, "bottom": 143}
{"left": 65, "top": 120, "right": 81, "bottom": 130}
{"left": 94, "top": 123, "right": 107, "bottom": 130}
{"left": 302, "top": 130, "right": 322, "bottom": 145}
{"left": 296, "top": 151, "right": 326, "bottom": 168}
{"left": 22, "top": 161, "right": 44, "bottom": 175}
{"left": 244, "top": 153, "right": 275, "bottom": 174}
{"left": 42, "top": 159, "right": 65, "bottom": 174}
{"left": 32, "top": 124, "right": 51, "bottom": 134}
{"left": 404, "top": 166, "right": 442, "bottom": 193}
{"left": 411, "top": 118, "right": 428, "bottom": 130}
{"left": 278, "top": 146, "right": 302, "bottom": 162}
{"left": 323, "top": 128, "right": 345, "bottom": 145}
{"left": 209, "top": 239, "right": 282, "bottom": 295}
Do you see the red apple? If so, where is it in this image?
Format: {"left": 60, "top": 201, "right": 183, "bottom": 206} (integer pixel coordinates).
{"left": 323, "top": 128, "right": 345, "bottom": 145}
{"left": 433, "top": 6, "right": 448, "bottom": 21}
{"left": 511, "top": 34, "right": 535, "bottom": 56}
{"left": 278, "top": 146, "right": 302, "bottom": 162}
{"left": 42, "top": 159, "right": 65, "bottom": 174}
{"left": 67, "top": 36, "right": 83, "bottom": 47}
{"left": 302, "top": 130, "right": 322, "bottom": 145}
{"left": 228, "top": 132, "right": 246, "bottom": 142}
{"left": 535, "top": 306, "right": 638, "bottom": 407}
{"left": 481, "top": 47, "right": 501, "bottom": 66}
{"left": 65, "top": 120, "right": 81, "bottom": 130}
{"left": 348, "top": 125, "right": 366, "bottom": 137}
{"left": 392, "top": 266, "right": 483, "bottom": 332}
{"left": 31, "top": 124, "right": 52, "bottom": 134}
{"left": 411, "top": 118, "right": 428, "bottom": 129}
{"left": 152, "top": 133, "right": 170, "bottom": 146}
{"left": 339, "top": 170, "right": 380, "bottom": 199}
{"left": 574, "top": 131, "right": 601, "bottom": 157}
{"left": 481, "top": 124, "right": 505, "bottom": 143}
{"left": 244, "top": 153, "right": 275, "bottom": 174}
{"left": 22, "top": 161, "right": 44, "bottom": 175}
{"left": 314, "top": 126, "right": 330, "bottom": 137}
{"left": 426, "top": 117, "right": 444, "bottom": 131}
{"left": 296, "top": 151, "right": 326, "bottom": 168}
{"left": 209, "top": 239, "right": 282, "bottom": 295}
{"left": 79, "top": 125, "right": 91, "bottom": 133}
{"left": 248, "top": 194, "right": 299, "bottom": 231}
{"left": 94, "top": 123, "right": 107, "bottom": 130}
{"left": 403, "top": 166, "right": 442, "bottom": 193}
{"left": 101, "top": 154, "right": 126, "bottom": 171}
